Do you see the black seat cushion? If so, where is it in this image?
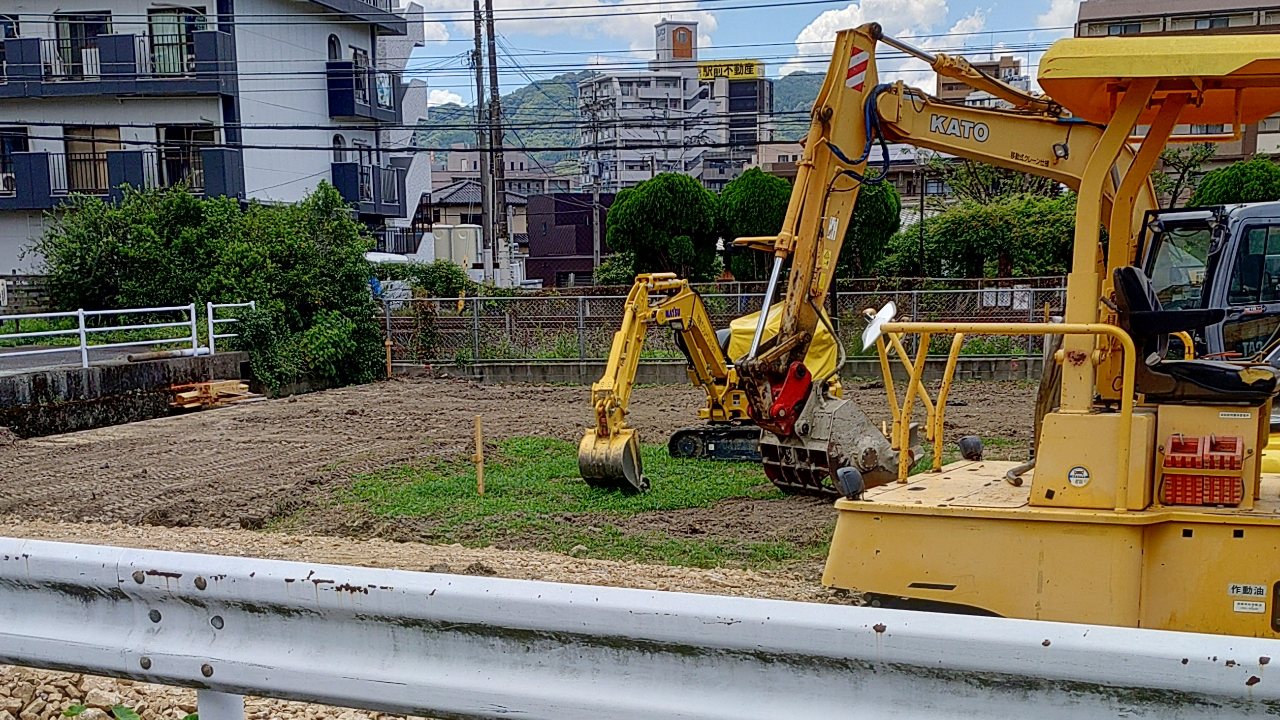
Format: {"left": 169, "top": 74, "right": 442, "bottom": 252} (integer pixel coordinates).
{"left": 1113, "top": 266, "right": 1280, "bottom": 405}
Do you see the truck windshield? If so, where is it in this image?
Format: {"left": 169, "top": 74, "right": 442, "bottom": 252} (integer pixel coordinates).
{"left": 1148, "top": 227, "right": 1212, "bottom": 309}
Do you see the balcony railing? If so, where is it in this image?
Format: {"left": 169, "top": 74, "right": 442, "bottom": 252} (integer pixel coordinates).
{"left": 377, "top": 228, "right": 421, "bottom": 255}
{"left": 49, "top": 153, "right": 110, "bottom": 196}
{"left": 141, "top": 149, "right": 206, "bottom": 192}
{"left": 358, "top": 164, "right": 375, "bottom": 202}
{"left": 327, "top": 62, "right": 397, "bottom": 121}
{"left": 40, "top": 38, "right": 102, "bottom": 81}
{"left": 379, "top": 165, "right": 399, "bottom": 204}
{"left": 137, "top": 36, "right": 198, "bottom": 76}
{"left": 358, "top": 0, "right": 393, "bottom": 10}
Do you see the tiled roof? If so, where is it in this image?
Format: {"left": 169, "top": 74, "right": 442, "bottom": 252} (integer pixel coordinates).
{"left": 427, "top": 179, "right": 528, "bottom": 207}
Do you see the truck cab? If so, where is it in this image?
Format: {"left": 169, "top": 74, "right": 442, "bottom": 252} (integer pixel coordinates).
{"left": 1142, "top": 202, "right": 1280, "bottom": 359}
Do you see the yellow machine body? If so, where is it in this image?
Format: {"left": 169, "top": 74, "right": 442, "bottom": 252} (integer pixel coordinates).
{"left": 821, "top": 28, "right": 1280, "bottom": 638}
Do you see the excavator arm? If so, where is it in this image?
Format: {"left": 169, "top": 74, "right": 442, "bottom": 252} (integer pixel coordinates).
{"left": 734, "top": 23, "right": 1161, "bottom": 495}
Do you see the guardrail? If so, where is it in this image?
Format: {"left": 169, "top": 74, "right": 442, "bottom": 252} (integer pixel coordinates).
{"left": 0, "top": 301, "right": 253, "bottom": 368}
{"left": 1, "top": 537, "right": 1276, "bottom": 720}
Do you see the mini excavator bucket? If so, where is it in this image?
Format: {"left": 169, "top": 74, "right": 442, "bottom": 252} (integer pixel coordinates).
{"left": 578, "top": 427, "right": 649, "bottom": 493}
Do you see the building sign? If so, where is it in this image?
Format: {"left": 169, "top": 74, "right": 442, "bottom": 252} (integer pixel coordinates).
{"left": 698, "top": 60, "right": 763, "bottom": 81}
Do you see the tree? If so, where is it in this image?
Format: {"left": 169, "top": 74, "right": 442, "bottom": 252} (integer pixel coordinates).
{"left": 604, "top": 173, "right": 722, "bottom": 282}
{"left": 1190, "top": 156, "right": 1280, "bottom": 207}
{"left": 926, "top": 156, "right": 1058, "bottom": 204}
{"left": 1150, "top": 143, "right": 1216, "bottom": 209}
{"left": 838, "top": 181, "right": 901, "bottom": 277}
{"left": 719, "top": 168, "right": 792, "bottom": 281}
{"left": 878, "top": 194, "right": 1077, "bottom": 278}
{"left": 33, "top": 183, "right": 383, "bottom": 392}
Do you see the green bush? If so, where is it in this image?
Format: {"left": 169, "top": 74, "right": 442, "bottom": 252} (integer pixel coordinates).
{"left": 1190, "top": 156, "right": 1280, "bottom": 207}
{"left": 32, "top": 183, "right": 382, "bottom": 392}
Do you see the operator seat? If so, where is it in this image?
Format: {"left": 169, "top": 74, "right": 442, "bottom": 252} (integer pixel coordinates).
{"left": 1112, "top": 266, "right": 1280, "bottom": 405}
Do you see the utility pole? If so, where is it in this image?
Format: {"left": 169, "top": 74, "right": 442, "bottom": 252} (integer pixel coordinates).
{"left": 471, "top": 0, "right": 492, "bottom": 283}
{"left": 583, "top": 96, "right": 603, "bottom": 272}
{"left": 484, "top": 0, "right": 508, "bottom": 287}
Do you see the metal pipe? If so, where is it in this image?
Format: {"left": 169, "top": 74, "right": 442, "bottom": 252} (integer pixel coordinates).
{"left": 747, "top": 255, "right": 784, "bottom": 359}
{"left": 875, "top": 32, "right": 938, "bottom": 65}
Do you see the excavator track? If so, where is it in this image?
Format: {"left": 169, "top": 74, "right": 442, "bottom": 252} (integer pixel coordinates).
{"left": 667, "top": 424, "right": 762, "bottom": 462}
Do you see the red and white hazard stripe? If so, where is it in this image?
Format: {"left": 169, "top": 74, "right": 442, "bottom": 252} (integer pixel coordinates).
{"left": 846, "top": 49, "right": 869, "bottom": 91}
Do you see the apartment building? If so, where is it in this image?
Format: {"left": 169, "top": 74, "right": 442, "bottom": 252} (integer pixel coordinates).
{"left": 432, "top": 146, "right": 573, "bottom": 196}
{"left": 0, "top": 1, "right": 423, "bottom": 272}
{"left": 577, "top": 20, "right": 774, "bottom": 192}
{"left": 1075, "top": 0, "right": 1280, "bottom": 160}
{"left": 936, "top": 56, "right": 1023, "bottom": 103}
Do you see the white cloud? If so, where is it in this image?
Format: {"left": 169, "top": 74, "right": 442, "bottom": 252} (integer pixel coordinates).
{"left": 422, "top": 21, "right": 450, "bottom": 43}
{"left": 778, "top": 1, "right": 991, "bottom": 97}
{"left": 428, "top": 89, "right": 465, "bottom": 107}
{"left": 431, "top": 0, "right": 717, "bottom": 55}
{"left": 1037, "top": 0, "right": 1081, "bottom": 35}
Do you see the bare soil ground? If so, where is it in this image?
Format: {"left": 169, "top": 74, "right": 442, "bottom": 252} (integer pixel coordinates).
{"left": 0, "top": 376, "right": 1035, "bottom": 536}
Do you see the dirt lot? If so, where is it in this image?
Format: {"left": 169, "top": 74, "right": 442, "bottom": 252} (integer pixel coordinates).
{"left": 0, "top": 376, "right": 1035, "bottom": 534}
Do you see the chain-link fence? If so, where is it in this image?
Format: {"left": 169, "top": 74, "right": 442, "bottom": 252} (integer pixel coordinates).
{"left": 383, "top": 286, "right": 1068, "bottom": 365}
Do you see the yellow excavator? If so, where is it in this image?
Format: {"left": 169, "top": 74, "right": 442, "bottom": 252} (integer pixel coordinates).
{"left": 798, "top": 26, "right": 1280, "bottom": 639}
{"left": 587, "top": 21, "right": 1280, "bottom": 638}
{"left": 582, "top": 21, "right": 1168, "bottom": 498}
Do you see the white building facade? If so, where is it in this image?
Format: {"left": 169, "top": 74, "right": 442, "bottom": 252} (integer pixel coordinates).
{"left": 0, "top": 0, "right": 424, "bottom": 272}
{"left": 577, "top": 20, "right": 774, "bottom": 193}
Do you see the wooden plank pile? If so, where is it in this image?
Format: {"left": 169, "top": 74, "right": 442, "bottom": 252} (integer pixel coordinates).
{"left": 169, "top": 380, "right": 260, "bottom": 410}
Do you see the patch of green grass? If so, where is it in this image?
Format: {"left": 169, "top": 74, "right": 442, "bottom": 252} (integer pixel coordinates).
{"left": 348, "top": 437, "right": 778, "bottom": 521}
{"left": 342, "top": 437, "right": 806, "bottom": 569}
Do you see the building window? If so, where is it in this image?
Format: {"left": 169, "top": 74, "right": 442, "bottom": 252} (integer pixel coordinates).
{"left": 328, "top": 34, "right": 341, "bottom": 61}
{"left": 351, "top": 47, "right": 370, "bottom": 103}
{"left": 1107, "top": 22, "right": 1142, "bottom": 35}
{"left": 1262, "top": 117, "right": 1280, "bottom": 133}
{"left": 0, "top": 127, "right": 28, "bottom": 194}
{"left": 158, "top": 124, "right": 214, "bottom": 189}
{"left": 1195, "top": 17, "right": 1229, "bottom": 30}
{"left": 53, "top": 12, "right": 113, "bottom": 79}
{"left": 62, "top": 125, "right": 120, "bottom": 194}
{"left": 1191, "top": 124, "right": 1227, "bottom": 135}
{"left": 148, "top": 7, "right": 207, "bottom": 75}
{"left": 332, "top": 134, "right": 346, "bottom": 162}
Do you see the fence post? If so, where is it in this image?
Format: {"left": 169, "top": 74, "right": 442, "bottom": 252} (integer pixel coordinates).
{"left": 76, "top": 309, "right": 88, "bottom": 368}
{"left": 577, "top": 296, "right": 586, "bottom": 360}
{"left": 188, "top": 303, "right": 199, "bottom": 351}
{"left": 471, "top": 297, "right": 481, "bottom": 362}
{"left": 207, "top": 301, "right": 217, "bottom": 355}
{"left": 197, "top": 690, "right": 245, "bottom": 720}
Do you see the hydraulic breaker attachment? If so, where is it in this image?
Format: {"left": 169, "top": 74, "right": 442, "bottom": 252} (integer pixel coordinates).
{"left": 578, "top": 426, "right": 649, "bottom": 493}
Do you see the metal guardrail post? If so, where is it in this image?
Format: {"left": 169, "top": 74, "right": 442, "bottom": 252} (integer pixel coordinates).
{"left": 471, "top": 297, "right": 480, "bottom": 361}
{"left": 76, "top": 309, "right": 88, "bottom": 368}
{"left": 206, "top": 301, "right": 217, "bottom": 355}
{"left": 577, "top": 296, "right": 586, "bottom": 360}
{"left": 197, "top": 691, "right": 245, "bottom": 720}
{"left": 188, "top": 303, "right": 199, "bottom": 351}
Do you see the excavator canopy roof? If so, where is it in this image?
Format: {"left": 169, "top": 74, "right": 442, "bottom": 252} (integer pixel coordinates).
{"left": 1039, "top": 35, "right": 1280, "bottom": 125}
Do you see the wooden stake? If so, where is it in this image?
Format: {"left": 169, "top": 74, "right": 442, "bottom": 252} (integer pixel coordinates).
{"left": 384, "top": 338, "right": 393, "bottom": 379}
{"left": 474, "top": 415, "right": 485, "bottom": 496}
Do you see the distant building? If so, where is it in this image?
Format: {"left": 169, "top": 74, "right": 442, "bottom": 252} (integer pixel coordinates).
{"left": 577, "top": 20, "right": 774, "bottom": 193}
{"left": 413, "top": 179, "right": 529, "bottom": 282}
{"left": 1075, "top": 0, "right": 1280, "bottom": 162}
{"left": 524, "top": 193, "right": 615, "bottom": 288}
{"left": 937, "top": 57, "right": 1023, "bottom": 103}
{"left": 432, "top": 146, "right": 573, "bottom": 195}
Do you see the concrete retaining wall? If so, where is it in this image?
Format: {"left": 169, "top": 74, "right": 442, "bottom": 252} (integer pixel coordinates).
{"left": 433, "top": 356, "right": 1046, "bottom": 385}
{"left": 0, "top": 352, "right": 248, "bottom": 438}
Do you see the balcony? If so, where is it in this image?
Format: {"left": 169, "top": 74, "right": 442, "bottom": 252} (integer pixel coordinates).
{"left": 327, "top": 62, "right": 399, "bottom": 122}
{"left": 0, "top": 30, "right": 236, "bottom": 99}
{"left": 332, "top": 161, "right": 405, "bottom": 218}
{"left": 306, "top": 0, "right": 408, "bottom": 35}
{"left": 0, "top": 148, "right": 244, "bottom": 211}
{"left": 376, "top": 227, "right": 424, "bottom": 255}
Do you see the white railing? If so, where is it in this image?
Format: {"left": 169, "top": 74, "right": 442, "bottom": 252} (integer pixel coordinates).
{"left": 0, "top": 301, "right": 253, "bottom": 368}
{"left": 206, "top": 301, "right": 255, "bottom": 356}
{"left": 1, "top": 536, "right": 1277, "bottom": 720}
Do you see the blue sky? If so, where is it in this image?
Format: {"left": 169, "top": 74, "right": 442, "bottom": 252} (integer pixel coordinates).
{"left": 408, "top": 0, "right": 1082, "bottom": 106}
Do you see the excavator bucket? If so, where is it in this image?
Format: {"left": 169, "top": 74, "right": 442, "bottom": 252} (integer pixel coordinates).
{"left": 578, "top": 427, "right": 649, "bottom": 494}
